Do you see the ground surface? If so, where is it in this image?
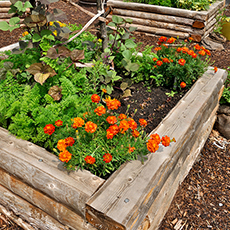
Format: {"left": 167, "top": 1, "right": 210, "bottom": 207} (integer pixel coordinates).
{"left": 0, "top": 1, "right": 229, "bottom": 229}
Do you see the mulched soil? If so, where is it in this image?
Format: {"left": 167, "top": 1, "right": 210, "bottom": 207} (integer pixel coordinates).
{"left": 0, "top": 1, "right": 229, "bottom": 229}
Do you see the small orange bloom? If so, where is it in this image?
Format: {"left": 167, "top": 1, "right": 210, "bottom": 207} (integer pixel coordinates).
{"left": 198, "top": 50, "right": 206, "bottom": 56}
{"left": 162, "top": 57, "right": 170, "bottom": 63}
{"left": 57, "top": 139, "right": 67, "bottom": 151}
{"left": 139, "top": 118, "right": 147, "bottom": 127}
{"left": 84, "top": 155, "right": 96, "bottom": 164}
{"left": 107, "top": 130, "right": 114, "bottom": 139}
{"left": 150, "top": 133, "right": 161, "bottom": 145}
{"left": 214, "top": 66, "right": 218, "bottom": 73}
{"left": 192, "top": 53, "right": 197, "bottom": 58}
{"left": 178, "top": 59, "right": 186, "bottom": 66}
{"left": 119, "top": 119, "right": 129, "bottom": 134}
{"left": 159, "top": 36, "right": 167, "bottom": 43}
{"left": 106, "top": 116, "right": 117, "bottom": 124}
{"left": 103, "top": 153, "right": 112, "bottom": 163}
{"left": 22, "top": 31, "right": 29, "bottom": 37}
{"left": 177, "top": 47, "right": 182, "bottom": 52}
{"left": 194, "top": 44, "right": 201, "bottom": 50}
{"left": 65, "top": 137, "right": 75, "bottom": 146}
{"left": 180, "top": 82, "right": 186, "bottom": 88}
{"left": 94, "top": 106, "right": 106, "bottom": 116}
{"left": 167, "top": 37, "right": 176, "bottom": 44}
{"left": 59, "top": 150, "right": 72, "bottom": 163}
{"left": 156, "top": 60, "right": 163, "bottom": 66}
{"left": 189, "top": 37, "right": 194, "bottom": 41}
{"left": 128, "top": 146, "right": 136, "bottom": 153}
{"left": 44, "top": 124, "right": 55, "bottom": 135}
{"left": 105, "top": 98, "right": 121, "bottom": 110}
{"left": 154, "top": 47, "right": 162, "bottom": 51}
{"left": 118, "top": 114, "right": 127, "bottom": 120}
{"left": 152, "top": 57, "right": 158, "bottom": 62}
{"left": 102, "top": 88, "right": 107, "bottom": 93}
{"left": 182, "top": 47, "right": 189, "bottom": 53}
{"left": 91, "top": 94, "right": 100, "bottom": 103}
{"left": 107, "top": 124, "right": 119, "bottom": 135}
{"left": 163, "top": 44, "right": 168, "bottom": 48}
{"left": 204, "top": 49, "right": 211, "bottom": 55}
{"left": 147, "top": 139, "right": 159, "bottom": 153}
{"left": 55, "top": 120, "right": 63, "bottom": 127}
{"left": 85, "top": 121, "right": 97, "bottom": 133}
{"left": 128, "top": 118, "right": 137, "bottom": 130}
{"left": 72, "top": 117, "right": 85, "bottom": 128}
{"left": 161, "top": 135, "right": 171, "bottom": 147}
{"left": 132, "top": 129, "right": 140, "bottom": 138}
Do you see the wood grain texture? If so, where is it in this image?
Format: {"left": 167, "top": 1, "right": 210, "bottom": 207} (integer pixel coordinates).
{"left": 0, "top": 128, "right": 104, "bottom": 217}
{"left": 0, "top": 184, "right": 68, "bottom": 230}
{"left": 0, "top": 1, "right": 11, "bottom": 7}
{"left": 86, "top": 67, "right": 227, "bottom": 230}
{"left": 0, "top": 167, "right": 97, "bottom": 230}
{"left": 107, "top": 0, "right": 224, "bottom": 21}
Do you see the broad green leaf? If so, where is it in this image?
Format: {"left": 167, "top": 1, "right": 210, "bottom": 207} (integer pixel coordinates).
{"left": 9, "top": 17, "right": 20, "bottom": 25}
{"left": 129, "top": 26, "right": 137, "bottom": 32}
{"left": 107, "top": 22, "right": 116, "bottom": 28}
{"left": 125, "top": 18, "right": 133, "bottom": 23}
{"left": 104, "top": 76, "right": 112, "bottom": 84}
{"left": 32, "top": 33, "right": 41, "bottom": 42}
{"left": 120, "top": 82, "right": 129, "bottom": 91}
{"left": 24, "top": 1, "right": 33, "bottom": 9}
{"left": 112, "top": 15, "right": 123, "bottom": 24}
{"left": 128, "top": 63, "right": 139, "bottom": 72}
{"left": 14, "top": 1, "right": 23, "bottom": 11}
{"left": 122, "top": 50, "right": 132, "bottom": 60}
{"left": 9, "top": 24, "right": 20, "bottom": 32}
{"left": 125, "top": 39, "right": 137, "bottom": 48}
{"left": 41, "top": 29, "right": 53, "bottom": 37}
{"left": 121, "top": 32, "right": 130, "bottom": 40}
{"left": 0, "top": 21, "right": 10, "bottom": 31}
{"left": 112, "top": 75, "right": 121, "bottom": 82}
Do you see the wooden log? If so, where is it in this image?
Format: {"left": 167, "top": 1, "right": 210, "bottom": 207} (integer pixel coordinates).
{"left": 0, "top": 1, "right": 11, "bottom": 7}
{"left": 0, "top": 204, "right": 36, "bottom": 230}
{"left": 85, "top": 67, "right": 227, "bottom": 230}
{"left": 0, "top": 8, "right": 10, "bottom": 13}
{"left": 192, "top": 20, "right": 205, "bottom": 28}
{"left": 107, "top": 0, "right": 224, "bottom": 21}
{"left": 107, "top": 15, "right": 205, "bottom": 35}
{"left": 112, "top": 8, "right": 195, "bottom": 26}
{"left": 0, "top": 13, "right": 14, "bottom": 19}
{"left": 126, "top": 23, "right": 190, "bottom": 38}
{"left": 0, "top": 184, "right": 69, "bottom": 230}
{"left": 0, "top": 167, "right": 97, "bottom": 230}
{"left": 0, "top": 127, "right": 104, "bottom": 217}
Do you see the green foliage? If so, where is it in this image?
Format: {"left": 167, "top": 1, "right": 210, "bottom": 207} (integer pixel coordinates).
{"left": 220, "top": 70, "right": 230, "bottom": 104}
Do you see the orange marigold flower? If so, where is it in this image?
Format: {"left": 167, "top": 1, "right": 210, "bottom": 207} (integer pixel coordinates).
{"left": 94, "top": 106, "right": 106, "bottom": 116}
{"left": 150, "top": 133, "right": 161, "bottom": 145}
{"left": 189, "top": 37, "right": 194, "bottom": 41}
{"left": 139, "top": 118, "right": 147, "bottom": 127}
{"left": 204, "top": 49, "right": 211, "bottom": 55}
{"left": 103, "top": 153, "right": 112, "bottom": 163}
{"left": 156, "top": 60, "right": 163, "bottom": 66}
{"left": 159, "top": 36, "right": 167, "bottom": 43}
{"left": 107, "top": 130, "right": 115, "bottom": 139}
{"left": 180, "top": 82, "right": 186, "bottom": 88}
{"left": 178, "top": 58, "right": 186, "bottom": 66}
{"left": 167, "top": 37, "right": 176, "bottom": 44}
{"left": 44, "top": 124, "right": 55, "bottom": 135}
{"left": 119, "top": 119, "right": 129, "bottom": 134}
{"left": 128, "top": 146, "right": 136, "bottom": 153}
{"left": 57, "top": 139, "right": 67, "bottom": 151}
{"left": 132, "top": 129, "right": 140, "bottom": 138}
{"left": 105, "top": 98, "right": 121, "bottom": 110}
{"left": 198, "top": 50, "right": 206, "bottom": 56}
{"left": 161, "top": 135, "right": 171, "bottom": 147}
{"left": 163, "top": 44, "right": 168, "bottom": 48}
{"left": 187, "top": 50, "right": 194, "bottom": 56}
{"left": 22, "top": 31, "right": 29, "bottom": 37}
{"left": 118, "top": 113, "right": 127, "bottom": 120}
{"left": 154, "top": 47, "right": 162, "bottom": 51}
{"left": 65, "top": 137, "right": 75, "bottom": 146}
{"left": 55, "top": 120, "right": 63, "bottom": 127}
{"left": 128, "top": 118, "right": 137, "bottom": 130}
{"left": 72, "top": 117, "right": 85, "bottom": 128}
{"left": 85, "top": 121, "right": 97, "bottom": 133}
{"left": 194, "top": 44, "right": 201, "bottom": 50}
{"left": 182, "top": 47, "right": 189, "bottom": 53}
{"left": 152, "top": 57, "right": 158, "bottom": 62}
{"left": 106, "top": 116, "right": 117, "bottom": 124}
{"left": 170, "top": 59, "right": 173, "bottom": 62}
{"left": 102, "top": 88, "right": 107, "bottom": 93}
{"left": 59, "top": 150, "right": 72, "bottom": 163}
{"left": 162, "top": 57, "right": 170, "bottom": 63}
{"left": 214, "top": 66, "right": 218, "bottom": 73}
{"left": 147, "top": 139, "right": 159, "bottom": 153}
{"left": 107, "top": 124, "right": 119, "bottom": 135}
{"left": 91, "top": 94, "right": 100, "bottom": 103}
{"left": 177, "top": 47, "right": 182, "bottom": 52}
{"left": 84, "top": 155, "right": 96, "bottom": 164}
{"left": 192, "top": 53, "right": 197, "bottom": 58}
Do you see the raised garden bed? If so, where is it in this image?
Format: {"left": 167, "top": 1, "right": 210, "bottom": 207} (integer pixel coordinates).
{"left": 0, "top": 45, "right": 227, "bottom": 230}
{"left": 106, "top": 0, "right": 225, "bottom": 42}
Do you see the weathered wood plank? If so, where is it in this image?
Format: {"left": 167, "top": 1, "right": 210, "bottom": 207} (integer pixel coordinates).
{"left": 0, "top": 167, "right": 97, "bottom": 230}
{"left": 0, "top": 8, "right": 10, "bottom": 13}
{"left": 0, "top": 1, "right": 11, "bottom": 7}
{"left": 107, "top": 0, "right": 224, "bottom": 21}
{"left": 0, "top": 129, "right": 104, "bottom": 217}
{"left": 112, "top": 8, "right": 195, "bottom": 26}
{"left": 86, "top": 67, "right": 227, "bottom": 230}
{"left": 0, "top": 184, "right": 68, "bottom": 230}
{"left": 0, "top": 13, "right": 14, "bottom": 18}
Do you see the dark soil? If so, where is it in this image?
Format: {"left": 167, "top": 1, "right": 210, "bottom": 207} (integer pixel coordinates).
{"left": 0, "top": 1, "right": 229, "bottom": 229}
